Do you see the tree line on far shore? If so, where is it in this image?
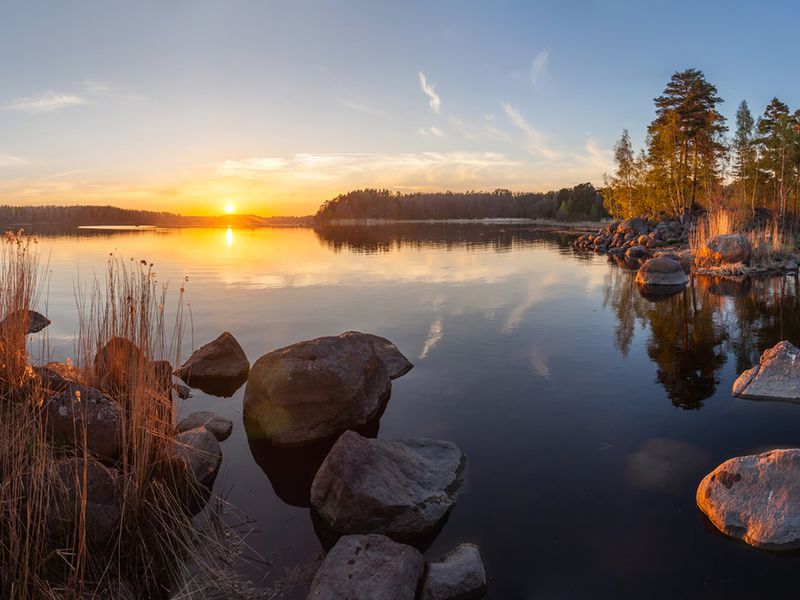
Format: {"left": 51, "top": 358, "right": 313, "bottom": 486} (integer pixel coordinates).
{"left": 313, "top": 184, "right": 607, "bottom": 223}
{"left": 604, "top": 68, "right": 800, "bottom": 224}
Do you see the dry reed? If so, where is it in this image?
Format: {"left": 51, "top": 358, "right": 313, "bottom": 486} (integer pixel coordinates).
{"left": 0, "top": 234, "right": 265, "bottom": 599}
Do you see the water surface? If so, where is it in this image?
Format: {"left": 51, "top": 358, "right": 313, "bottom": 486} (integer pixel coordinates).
{"left": 37, "top": 224, "right": 800, "bottom": 598}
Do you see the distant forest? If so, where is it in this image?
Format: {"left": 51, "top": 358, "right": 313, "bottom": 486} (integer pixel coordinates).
{"left": 313, "top": 184, "right": 607, "bottom": 223}
{"left": 0, "top": 205, "right": 310, "bottom": 229}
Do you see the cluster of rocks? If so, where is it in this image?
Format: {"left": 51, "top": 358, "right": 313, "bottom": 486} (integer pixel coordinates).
{"left": 241, "top": 331, "right": 487, "bottom": 599}
{"left": 573, "top": 218, "right": 689, "bottom": 253}
{"left": 35, "top": 326, "right": 246, "bottom": 545}
{"left": 694, "top": 340, "right": 800, "bottom": 550}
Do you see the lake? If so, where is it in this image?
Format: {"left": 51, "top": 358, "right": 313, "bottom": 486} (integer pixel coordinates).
{"left": 35, "top": 224, "right": 800, "bottom": 598}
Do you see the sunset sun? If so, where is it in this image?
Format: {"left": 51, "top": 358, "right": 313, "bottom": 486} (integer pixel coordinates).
{"left": 224, "top": 202, "right": 236, "bottom": 214}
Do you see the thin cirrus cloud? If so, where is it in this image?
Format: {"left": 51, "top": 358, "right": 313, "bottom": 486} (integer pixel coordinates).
{"left": 502, "top": 103, "right": 560, "bottom": 160}
{"left": 417, "top": 126, "right": 444, "bottom": 137}
{"left": 218, "top": 152, "right": 523, "bottom": 185}
{"left": 418, "top": 71, "right": 441, "bottom": 114}
{"left": 2, "top": 91, "right": 85, "bottom": 112}
{"left": 530, "top": 50, "right": 549, "bottom": 85}
{"left": 0, "top": 153, "right": 28, "bottom": 167}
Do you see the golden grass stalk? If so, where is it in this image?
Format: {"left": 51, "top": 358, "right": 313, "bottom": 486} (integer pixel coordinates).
{"left": 1, "top": 235, "right": 263, "bottom": 599}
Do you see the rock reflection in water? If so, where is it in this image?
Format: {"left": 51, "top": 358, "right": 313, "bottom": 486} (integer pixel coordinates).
{"left": 627, "top": 438, "right": 710, "bottom": 493}
{"left": 244, "top": 415, "right": 380, "bottom": 508}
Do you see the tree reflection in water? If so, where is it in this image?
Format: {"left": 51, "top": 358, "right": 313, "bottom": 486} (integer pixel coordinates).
{"left": 604, "top": 269, "right": 800, "bottom": 409}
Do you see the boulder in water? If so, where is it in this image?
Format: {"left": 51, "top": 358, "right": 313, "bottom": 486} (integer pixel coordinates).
{"left": 695, "top": 234, "right": 752, "bottom": 267}
{"left": 175, "top": 331, "right": 250, "bottom": 383}
{"left": 243, "top": 332, "right": 392, "bottom": 446}
{"left": 635, "top": 256, "right": 689, "bottom": 287}
{"left": 310, "top": 430, "right": 466, "bottom": 539}
{"left": 697, "top": 449, "right": 800, "bottom": 549}
{"left": 732, "top": 341, "right": 800, "bottom": 402}
{"left": 421, "top": 543, "right": 487, "bottom": 600}
{"left": 176, "top": 411, "right": 233, "bottom": 441}
{"left": 309, "top": 534, "right": 423, "bottom": 600}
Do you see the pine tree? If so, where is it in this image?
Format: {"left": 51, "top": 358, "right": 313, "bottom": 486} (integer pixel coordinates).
{"left": 733, "top": 100, "right": 757, "bottom": 213}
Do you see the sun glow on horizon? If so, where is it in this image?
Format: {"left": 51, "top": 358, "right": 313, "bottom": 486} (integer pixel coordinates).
{"left": 224, "top": 202, "right": 236, "bottom": 214}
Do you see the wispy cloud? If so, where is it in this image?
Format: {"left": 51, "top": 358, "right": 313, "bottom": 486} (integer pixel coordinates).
{"left": 218, "top": 151, "right": 520, "bottom": 183}
{"left": 502, "top": 103, "right": 560, "bottom": 160}
{"left": 530, "top": 50, "right": 549, "bottom": 85}
{"left": 2, "top": 91, "right": 85, "bottom": 112}
{"left": 417, "top": 126, "right": 444, "bottom": 137}
{"left": 418, "top": 71, "right": 441, "bottom": 114}
{"left": 0, "top": 153, "right": 27, "bottom": 167}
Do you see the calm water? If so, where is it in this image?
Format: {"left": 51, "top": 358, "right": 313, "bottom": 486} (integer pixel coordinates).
{"left": 35, "top": 224, "right": 800, "bottom": 598}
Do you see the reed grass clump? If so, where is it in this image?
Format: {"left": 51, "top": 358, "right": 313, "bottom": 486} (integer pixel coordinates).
{"left": 0, "top": 233, "right": 262, "bottom": 599}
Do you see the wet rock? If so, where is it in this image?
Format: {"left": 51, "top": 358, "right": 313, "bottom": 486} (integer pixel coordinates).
{"left": 618, "top": 218, "right": 650, "bottom": 236}
{"left": 173, "top": 381, "right": 192, "bottom": 399}
{"left": 310, "top": 430, "right": 466, "bottom": 539}
{"left": 697, "top": 449, "right": 800, "bottom": 549}
{"left": 635, "top": 256, "right": 688, "bottom": 287}
{"left": 43, "top": 384, "right": 122, "bottom": 461}
{"left": 176, "top": 411, "right": 232, "bottom": 441}
{"left": 358, "top": 332, "right": 414, "bottom": 379}
{"left": 732, "top": 341, "right": 800, "bottom": 401}
{"left": 695, "top": 234, "right": 752, "bottom": 267}
{"left": 421, "top": 543, "right": 487, "bottom": 600}
{"left": 0, "top": 309, "right": 51, "bottom": 334}
{"left": 50, "top": 457, "right": 122, "bottom": 548}
{"left": 309, "top": 534, "right": 423, "bottom": 600}
{"left": 243, "top": 332, "right": 392, "bottom": 446}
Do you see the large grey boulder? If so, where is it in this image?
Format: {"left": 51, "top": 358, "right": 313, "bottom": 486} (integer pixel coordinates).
{"left": 695, "top": 234, "right": 752, "bottom": 267}
{"left": 421, "top": 543, "right": 487, "bottom": 600}
{"left": 732, "top": 341, "right": 800, "bottom": 401}
{"left": 697, "top": 449, "right": 800, "bottom": 549}
{"left": 308, "top": 534, "right": 423, "bottom": 600}
{"left": 176, "top": 331, "right": 250, "bottom": 383}
{"left": 635, "top": 256, "right": 689, "bottom": 287}
{"left": 359, "top": 332, "right": 414, "bottom": 379}
{"left": 176, "top": 411, "right": 233, "bottom": 441}
{"left": 243, "top": 332, "right": 392, "bottom": 446}
{"left": 49, "top": 457, "right": 122, "bottom": 547}
{"left": 43, "top": 384, "right": 122, "bottom": 462}
{"left": 310, "top": 431, "right": 466, "bottom": 539}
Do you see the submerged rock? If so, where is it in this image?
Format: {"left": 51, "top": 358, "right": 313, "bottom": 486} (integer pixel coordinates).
{"left": 176, "top": 411, "right": 233, "bottom": 441}
{"left": 43, "top": 384, "right": 122, "bottom": 462}
{"left": 421, "top": 543, "right": 487, "bottom": 600}
{"left": 695, "top": 234, "right": 752, "bottom": 268}
{"left": 175, "top": 331, "right": 250, "bottom": 384}
{"left": 635, "top": 256, "right": 689, "bottom": 287}
{"left": 732, "top": 340, "right": 800, "bottom": 401}
{"left": 310, "top": 430, "right": 466, "bottom": 540}
{"left": 308, "top": 534, "right": 423, "bottom": 600}
{"left": 697, "top": 449, "right": 800, "bottom": 549}
{"left": 243, "top": 332, "right": 392, "bottom": 446}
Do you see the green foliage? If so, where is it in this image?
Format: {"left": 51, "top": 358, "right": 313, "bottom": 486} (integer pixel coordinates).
{"left": 315, "top": 184, "right": 608, "bottom": 222}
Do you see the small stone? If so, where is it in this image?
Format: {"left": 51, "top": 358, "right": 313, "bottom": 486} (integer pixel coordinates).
{"left": 176, "top": 411, "right": 233, "bottom": 441}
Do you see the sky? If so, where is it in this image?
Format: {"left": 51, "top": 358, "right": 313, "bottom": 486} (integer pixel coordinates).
{"left": 2, "top": 1, "right": 800, "bottom": 216}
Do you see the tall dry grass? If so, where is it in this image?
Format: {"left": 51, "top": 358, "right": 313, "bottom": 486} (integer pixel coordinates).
{"left": 689, "top": 208, "right": 795, "bottom": 265}
{"left": 0, "top": 234, "right": 265, "bottom": 599}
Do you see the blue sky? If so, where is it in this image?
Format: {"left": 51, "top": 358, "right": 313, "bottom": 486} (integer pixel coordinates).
{"left": 2, "top": 0, "right": 800, "bottom": 215}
